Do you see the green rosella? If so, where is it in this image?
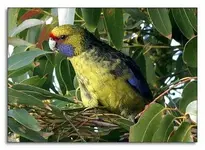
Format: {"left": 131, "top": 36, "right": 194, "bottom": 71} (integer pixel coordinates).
{"left": 49, "top": 25, "right": 153, "bottom": 120}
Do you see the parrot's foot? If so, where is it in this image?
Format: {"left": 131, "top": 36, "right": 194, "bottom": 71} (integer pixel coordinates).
{"left": 73, "top": 96, "right": 82, "bottom": 104}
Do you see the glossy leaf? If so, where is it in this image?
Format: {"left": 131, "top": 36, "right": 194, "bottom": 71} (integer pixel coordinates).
{"left": 184, "top": 8, "right": 197, "bottom": 31}
{"left": 188, "top": 67, "right": 197, "bottom": 76}
{"left": 81, "top": 8, "right": 102, "bottom": 32}
{"left": 132, "top": 48, "right": 146, "bottom": 78}
{"left": 8, "top": 117, "right": 46, "bottom": 142}
{"left": 186, "top": 100, "right": 197, "bottom": 123}
{"left": 10, "top": 19, "right": 45, "bottom": 37}
{"left": 152, "top": 114, "right": 175, "bottom": 142}
{"left": 183, "top": 36, "right": 197, "bottom": 68}
{"left": 179, "top": 81, "right": 197, "bottom": 113}
{"left": 26, "top": 25, "right": 41, "bottom": 44}
{"left": 171, "top": 8, "right": 195, "bottom": 39}
{"left": 103, "top": 8, "right": 124, "bottom": 49}
{"left": 124, "top": 8, "right": 149, "bottom": 23}
{"left": 169, "top": 122, "right": 193, "bottom": 142}
{"left": 55, "top": 53, "right": 67, "bottom": 94}
{"left": 8, "top": 8, "right": 19, "bottom": 35}
{"left": 8, "top": 88, "right": 45, "bottom": 108}
{"left": 36, "top": 24, "right": 53, "bottom": 49}
{"left": 8, "top": 109, "right": 41, "bottom": 131}
{"left": 8, "top": 64, "right": 32, "bottom": 78}
{"left": 148, "top": 8, "right": 172, "bottom": 39}
{"left": 129, "top": 103, "right": 164, "bottom": 142}
{"left": 114, "top": 118, "right": 134, "bottom": 131}
{"left": 73, "top": 75, "right": 79, "bottom": 89}
{"left": 8, "top": 49, "right": 53, "bottom": 71}
{"left": 12, "top": 45, "right": 28, "bottom": 55}
{"left": 20, "top": 76, "right": 47, "bottom": 87}
{"left": 19, "top": 8, "right": 43, "bottom": 22}
{"left": 8, "top": 37, "right": 34, "bottom": 47}
{"left": 12, "top": 84, "right": 74, "bottom": 103}
{"left": 145, "top": 55, "right": 158, "bottom": 89}
{"left": 33, "top": 54, "right": 55, "bottom": 90}
{"left": 55, "top": 53, "right": 75, "bottom": 94}
{"left": 61, "top": 59, "right": 75, "bottom": 91}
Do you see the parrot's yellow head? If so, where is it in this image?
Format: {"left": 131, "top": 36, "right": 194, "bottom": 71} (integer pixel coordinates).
{"left": 49, "top": 24, "right": 85, "bottom": 57}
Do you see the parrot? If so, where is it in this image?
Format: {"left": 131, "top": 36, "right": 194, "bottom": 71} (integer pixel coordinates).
{"left": 48, "top": 24, "right": 153, "bottom": 121}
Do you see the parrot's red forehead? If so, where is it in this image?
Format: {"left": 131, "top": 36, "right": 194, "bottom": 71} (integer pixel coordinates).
{"left": 49, "top": 32, "right": 59, "bottom": 41}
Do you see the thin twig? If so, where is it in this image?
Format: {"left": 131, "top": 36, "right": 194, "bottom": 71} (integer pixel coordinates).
{"left": 123, "top": 44, "right": 181, "bottom": 49}
{"left": 152, "top": 76, "right": 197, "bottom": 103}
{"left": 63, "top": 112, "right": 86, "bottom": 142}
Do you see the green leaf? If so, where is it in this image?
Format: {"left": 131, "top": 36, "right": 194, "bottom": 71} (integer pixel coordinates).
{"left": 61, "top": 59, "right": 76, "bottom": 91}
{"left": 114, "top": 118, "right": 134, "bottom": 131}
{"left": 186, "top": 100, "right": 197, "bottom": 123}
{"left": 147, "top": 8, "right": 172, "bottom": 39}
{"left": 145, "top": 54, "right": 157, "bottom": 88}
{"left": 33, "top": 54, "right": 55, "bottom": 90}
{"left": 171, "top": 8, "right": 195, "bottom": 39}
{"left": 184, "top": 8, "right": 197, "bottom": 31}
{"left": 169, "top": 122, "right": 193, "bottom": 142}
{"left": 55, "top": 53, "right": 67, "bottom": 94}
{"left": 8, "top": 64, "right": 32, "bottom": 78}
{"left": 12, "top": 45, "right": 28, "bottom": 55}
{"left": 8, "top": 8, "right": 20, "bottom": 35}
{"left": 131, "top": 48, "right": 146, "bottom": 77}
{"left": 124, "top": 8, "right": 149, "bottom": 23}
{"left": 188, "top": 67, "right": 197, "bottom": 76}
{"left": 129, "top": 103, "right": 164, "bottom": 142}
{"left": 12, "top": 84, "right": 74, "bottom": 103}
{"left": 8, "top": 117, "right": 46, "bottom": 142}
{"left": 10, "top": 19, "right": 45, "bottom": 37}
{"left": 81, "top": 8, "right": 102, "bottom": 32}
{"left": 103, "top": 8, "right": 124, "bottom": 49}
{"left": 8, "top": 109, "right": 41, "bottom": 131}
{"left": 152, "top": 114, "right": 175, "bottom": 142}
{"left": 8, "top": 37, "right": 35, "bottom": 47}
{"left": 73, "top": 75, "right": 79, "bottom": 89}
{"left": 8, "top": 88, "right": 45, "bottom": 108}
{"left": 179, "top": 81, "right": 197, "bottom": 113}
{"left": 8, "top": 49, "right": 53, "bottom": 71}
{"left": 55, "top": 53, "right": 75, "bottom": 94}
{"left": 183, "top": 36, "right": 197, "bottom": 68}
{"left": 26, "top": 25, "right": 41, "bottom": 44}
{"left": 11, "top": 72, "right": 28, "bottom": 84}
{"left": 20, "top": 76, "right": 47, "bottom": 87}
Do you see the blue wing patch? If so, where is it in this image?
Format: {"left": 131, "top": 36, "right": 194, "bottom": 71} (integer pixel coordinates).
{"left": 127, "top": 69, "right": 153, "bottom": 101}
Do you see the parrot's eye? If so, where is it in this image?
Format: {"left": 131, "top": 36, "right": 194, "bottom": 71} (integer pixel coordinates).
{"left": 60, "top": 35, "right": 67, "bottom": 40}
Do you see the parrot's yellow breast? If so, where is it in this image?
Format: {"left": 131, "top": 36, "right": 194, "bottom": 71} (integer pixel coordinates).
{"left": 70, "top": 50, "right": 145, "bottom": 117}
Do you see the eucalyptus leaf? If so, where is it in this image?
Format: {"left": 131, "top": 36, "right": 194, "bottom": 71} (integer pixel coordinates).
{"left": 148, "top": 8, "right": 172, "bottom": 39}
{"left": 183, "top": 36, "right": 197, "bottom": 68}
{"left": 8, "top": 117, "right": 46, "bottom": 142}
{"left": 171, "top": 9, "right": 195, "bottom": 39}
{"left": 81, "top": 8, "right": 102, "bottom": 32}
{"left": 8, "top": 88, "right": 45, "bottom": 108}
{"left": 8, "top": 49, "right": 53, "bottom": 71}
{"left": 103, "top": 8, "right": 124, "bottom": 49}
{"left": 129, "top": 103, "right": 164, "bottom": 142}
{"left": 179, "top": 81, "right": 197, "bottom": 113}
{"left": 10, "top": 19, "right": 45, "bottom": 37}
{"left": 169, "top": 122, "right": 193, "bottom": 142}
{"left": 8, "top": 109, "right": 41, "bottom": 131}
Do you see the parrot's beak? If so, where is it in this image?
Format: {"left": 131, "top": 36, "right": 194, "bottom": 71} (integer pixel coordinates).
{"left": 49, "top": 38, "right": 57, "bottom": 51}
